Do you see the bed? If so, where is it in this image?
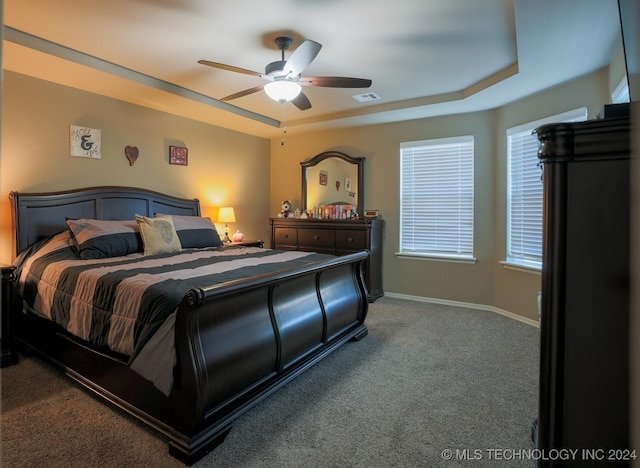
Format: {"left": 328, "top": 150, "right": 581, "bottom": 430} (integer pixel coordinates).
{"left": 8, "top": 186, "right": 369, "bottom": 465}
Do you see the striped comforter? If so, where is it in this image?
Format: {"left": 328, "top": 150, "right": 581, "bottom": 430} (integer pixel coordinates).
{"left": 15, "top": 231, "right": 332, "bottom": 361}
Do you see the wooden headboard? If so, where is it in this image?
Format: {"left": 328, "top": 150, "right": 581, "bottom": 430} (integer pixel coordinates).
{"left": 10, "top": 186, "right": 201, "bottom": 255}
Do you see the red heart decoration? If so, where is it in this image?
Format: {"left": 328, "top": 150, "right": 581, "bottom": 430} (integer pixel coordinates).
{"left": 125, "top": 146, "right": 139, "bottom": 166}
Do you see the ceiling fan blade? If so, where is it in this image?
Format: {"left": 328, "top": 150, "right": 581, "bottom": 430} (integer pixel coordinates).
{"left": 283, "top": 40, "right": 322, "bottom": 77}
{"left": 220, "top": 85, "right": 265, "bottom": 102}
{"left": 299, "top": 76, "right": 372, "bottom": 88}
{"left": 291, "top": 92, "right": 312, "bottom": 111}
{"left": 198, "top": 60, "right": 266, "bottom": 78}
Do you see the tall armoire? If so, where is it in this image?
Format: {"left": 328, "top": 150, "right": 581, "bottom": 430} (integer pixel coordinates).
{"left": 534, "top": 104, "right": 631, "bottom": 466}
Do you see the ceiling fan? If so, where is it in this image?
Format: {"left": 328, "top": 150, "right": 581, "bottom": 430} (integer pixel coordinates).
{"left": 198, "top": 36, "right": 372, "bottom": 110}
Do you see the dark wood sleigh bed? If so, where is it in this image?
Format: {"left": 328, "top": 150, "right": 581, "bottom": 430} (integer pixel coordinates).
{"left": 8, "top": 186, "right": 369, "bottom": 465}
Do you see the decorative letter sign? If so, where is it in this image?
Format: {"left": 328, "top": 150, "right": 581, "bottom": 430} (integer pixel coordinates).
{"left": 70, "top": 125, "right": 101, "bottom": 159}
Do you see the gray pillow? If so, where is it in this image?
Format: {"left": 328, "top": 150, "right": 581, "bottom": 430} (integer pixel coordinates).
{"left": 66, "top": 218, "right": 143, "bottom": 259}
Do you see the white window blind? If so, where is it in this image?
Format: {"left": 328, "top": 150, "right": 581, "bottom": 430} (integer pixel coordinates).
{"left": 612, "top": 76, "right": 630, "bottom": 104}
{"left": 506, "top": 108, "right": 587, "bottom": 269}
{"left": 400, "top": 136, "right": 474, "bottom": 261}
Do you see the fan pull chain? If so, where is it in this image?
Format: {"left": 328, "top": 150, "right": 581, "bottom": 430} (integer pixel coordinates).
{"left": 280, "top": 102, "right": 288, "bottom": 146}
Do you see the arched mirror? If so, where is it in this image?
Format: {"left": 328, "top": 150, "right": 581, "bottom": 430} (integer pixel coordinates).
{"left": 301, "top": 151, "right": 364, "bottom": 216}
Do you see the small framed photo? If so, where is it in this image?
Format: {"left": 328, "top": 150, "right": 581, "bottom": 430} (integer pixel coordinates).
{"left": 319, "top": 171, "right": 328, "bottom": 186}
{"left": 169, "top": 146, "right": 188, "bottom": 166}
{"left": 345, "top": 177, "right": 352, "bottom": 191}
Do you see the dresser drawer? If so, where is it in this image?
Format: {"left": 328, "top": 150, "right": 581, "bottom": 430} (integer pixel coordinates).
{"left": 273, "top": 228, "right": 297, "bottom": 246}
{"left": 298, "top": 229, "right": 335, "bottom": 249}
{"left": 336, "top": 230, "right": 366, "bottom": 250}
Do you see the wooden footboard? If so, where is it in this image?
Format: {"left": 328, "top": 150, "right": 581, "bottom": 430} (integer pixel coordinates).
{"left": 168, "top": 250, "right": 369, "bottom": 463}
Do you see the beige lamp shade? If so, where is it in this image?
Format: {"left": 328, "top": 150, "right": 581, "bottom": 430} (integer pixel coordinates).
{"left": 217, "top": 207, "right": 236, "bottom": 243}
{"left": 217, "top": 207, "right": 236, "bottom": 224}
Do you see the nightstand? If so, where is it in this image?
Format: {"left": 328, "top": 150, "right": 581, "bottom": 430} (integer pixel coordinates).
{"left": 228, "top": 240, "right": 264, "bottom": 248}
{"left": 1, "top": 264, "right": 18, "bottom": 367}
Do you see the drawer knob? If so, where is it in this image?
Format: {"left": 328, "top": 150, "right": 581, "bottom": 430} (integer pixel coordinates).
{"left": 284, "top": 234, "right": 289, "bottom": 239}
{"left": 313, "top": 235, "right": 320, "bottom": 240}
{"left": 347, "top": 237, "right": 353, "bottom": 242}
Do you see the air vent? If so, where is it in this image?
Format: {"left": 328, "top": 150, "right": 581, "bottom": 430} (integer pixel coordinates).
{"left": 352, "top": 92, "right": 381, "bottom": 103}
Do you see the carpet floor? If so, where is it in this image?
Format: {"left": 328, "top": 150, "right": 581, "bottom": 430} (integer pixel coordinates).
{"left": 1, "top": 296, "right": 539, "bottom": 467}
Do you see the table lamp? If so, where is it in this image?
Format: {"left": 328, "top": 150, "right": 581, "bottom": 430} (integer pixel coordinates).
{"left": 217, "top": 206, "right": 236, "bottom": 243}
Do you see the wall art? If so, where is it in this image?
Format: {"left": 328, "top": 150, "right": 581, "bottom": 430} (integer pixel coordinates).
{"left": 345, "top": 177, "right": 352, "bottom": 191}
{"left": 125, "top": 146, "right": 139, "bottom": 166}
{"left": 319, "top": 170, "right": 328, "bottom": 186}
{"left": 169, "top": 146, "right": 188, "bottom": 166}
{"left": 70, "top": 125, "right": 101, "bottom": 159}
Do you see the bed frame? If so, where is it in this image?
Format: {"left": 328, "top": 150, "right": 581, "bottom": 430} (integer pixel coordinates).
{"left": 9, "top": 186, "right": 369, "bottom": 465}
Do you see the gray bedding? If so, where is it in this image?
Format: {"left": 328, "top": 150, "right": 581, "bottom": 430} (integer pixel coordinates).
{"left": 15, "top": 231, "right": 333, "bottom": 394}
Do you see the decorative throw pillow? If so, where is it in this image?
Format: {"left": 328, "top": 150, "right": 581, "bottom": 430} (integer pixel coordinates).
{"left": 135, "top": 214, "right": 182, "bottom": 255}
{"left": 155, "top": 214, "right": 223, "bottom": 248}
{"left": 66, "top": 218, "right": 143, "bottom": 259}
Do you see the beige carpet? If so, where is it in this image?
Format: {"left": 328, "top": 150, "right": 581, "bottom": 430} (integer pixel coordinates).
{"left": 1, "top": 297, "right": 539, "bottom": 467}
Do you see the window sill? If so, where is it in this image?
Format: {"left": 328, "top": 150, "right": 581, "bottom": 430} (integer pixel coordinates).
{"left": 396, "top": 252, "right": 477, "bottom": 264}
{"left": 500, "top": 261, "right": 541, "bottom": 275}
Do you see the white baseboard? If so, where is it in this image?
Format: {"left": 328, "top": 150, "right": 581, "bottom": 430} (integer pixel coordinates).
{"left": 383, "top": 292, "right": 540, "bottom": 328}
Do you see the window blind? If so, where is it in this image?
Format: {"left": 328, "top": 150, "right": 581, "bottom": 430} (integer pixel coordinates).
{"left": 506, "top": 107, "right": 587, "bottom": 269}
{"left": 612, "top": 76, "right": 630, "bottom": 104}
{"left": 400, "top": 136, "right": 474, "bottom": 260}
{"left": 507, "top": 130, "right": 544, "bottom": 267}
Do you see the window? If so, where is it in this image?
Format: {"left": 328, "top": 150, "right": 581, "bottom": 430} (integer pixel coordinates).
{"left": 399, "top": 135, "right": 475, "bottom": 262}
{"left": 612, "top": 76, "right": 630, "bottom": 104}
{"left": 505, "top": 108, "right": 587, "bottom": 270}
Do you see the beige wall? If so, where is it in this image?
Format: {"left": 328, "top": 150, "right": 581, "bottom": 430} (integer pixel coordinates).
{"left": 270, "top": 69, "right": 612, "bottom": 321}
{"left": 0, "top": 71, "right": 271, "bottom": 263}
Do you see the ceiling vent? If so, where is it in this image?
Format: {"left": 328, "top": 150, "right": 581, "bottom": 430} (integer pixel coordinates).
{"left": 352, "top": 92, "right": 381, "bottom": 103}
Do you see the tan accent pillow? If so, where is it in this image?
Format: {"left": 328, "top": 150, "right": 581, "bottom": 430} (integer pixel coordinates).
{"left": 135, "top": 214, "right": 182, "bottom": 255}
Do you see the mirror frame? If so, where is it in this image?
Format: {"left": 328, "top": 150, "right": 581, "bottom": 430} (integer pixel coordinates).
{"left": 301, "top": 151, "right": 365, "bottom": 216}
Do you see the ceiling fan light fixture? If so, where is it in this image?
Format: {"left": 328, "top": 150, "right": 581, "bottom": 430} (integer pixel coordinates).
{"left": 264, "top": 80, "right": 302, "bottom": 102}
{"left": 199, "top": 36, "right": 371, "bottom": 111}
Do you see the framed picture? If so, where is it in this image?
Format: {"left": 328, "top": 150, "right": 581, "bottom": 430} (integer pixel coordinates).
{"left": 345, "top": 177, "right": 352, "bottom": 191}
{"left": 169, "top": 146, "right": 188, "bottom": 166}
{"left": 319, "top": 170, "right": 328, "bottom": 186}
{"left": 70, "top": 125, "right": 101, "bottom": 159}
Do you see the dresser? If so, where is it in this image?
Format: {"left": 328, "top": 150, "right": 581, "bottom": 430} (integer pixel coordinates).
{"left": 534, "top": 106, "right": 630, "bottom": 464}
{"left": 270, "top": 218, "right": 384, "bottom": 302}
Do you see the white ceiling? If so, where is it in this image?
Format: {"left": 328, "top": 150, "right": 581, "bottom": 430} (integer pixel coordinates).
{"left": 3, "top": 0, "right": 622, "bottom": 139}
